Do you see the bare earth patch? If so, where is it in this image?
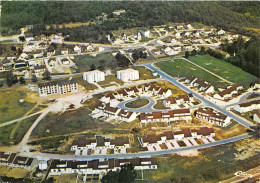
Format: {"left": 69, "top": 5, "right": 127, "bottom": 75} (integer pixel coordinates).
{"left": 176, "top": 149, "right": 199, "bottom": 157}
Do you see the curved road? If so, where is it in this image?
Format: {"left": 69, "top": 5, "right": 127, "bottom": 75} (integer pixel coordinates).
{"left": 21, "top": 133, "right": 250, "bottom": 161}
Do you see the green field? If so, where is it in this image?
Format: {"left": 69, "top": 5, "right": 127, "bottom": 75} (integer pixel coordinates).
{"left": 74, "top": 53, "right": 117, "bottom": 72}
{"left": 189, "top": 55, "right": 258, "bottom": 87}
{"left": 0, "top": 89, "right": 36, "bottom": 123}
{"left": 156, "top": 60, "right": 229, "bottom": 88}
{"left": 135, "top": 139, "right": 258, "bottom": 183}
{"left": 0, "top": 114, "right": 40, "bottom": 146}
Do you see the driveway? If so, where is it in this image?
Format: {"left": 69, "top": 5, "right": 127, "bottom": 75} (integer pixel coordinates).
{"left": 190, "top": 138, "right": 199, "bottom": 146}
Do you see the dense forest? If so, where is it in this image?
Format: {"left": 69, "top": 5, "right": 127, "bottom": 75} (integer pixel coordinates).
{"left": 1, "top": 1, "right": 260, "bottom": 36}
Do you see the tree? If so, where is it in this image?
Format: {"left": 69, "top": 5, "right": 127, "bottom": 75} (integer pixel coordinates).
{"left": 132, "top": 49, "right": 140, "bottom": 61}
{"left": 118, "top": 164, "right": 137, "bottom": 183}
{"left": 19, "top": 77, "right": 26, "bottom": 84}
{"left": 90, "top": 64, "right": 96, "bottom": 71}
{"left": 101, "top": 164, "right": 137, "bottom": 183}
{"left": 191, "top": 49, "right": 197, "bottom": 56}
{"left": 200, "top": 47, "right": 206, "bottom": 55}
{"left": 18, "top": 36, "right": 25, "bottom": 42}
{"left": 32, "top": 74, "right": 38, "bottom": 83}
{"left": 42, "top": 70, "right": 51, "bottom": 80}
{"left": 11, "top": 46, "right": 16, "bottom": 51}
{"left": 185, "top": 51, "right": 190, "bottom": 58}
{"left": 12, "top": 74, "right": 18, "bottom": 84}
{"left": 101, "top": 170, "right": 119, "bottom": 183}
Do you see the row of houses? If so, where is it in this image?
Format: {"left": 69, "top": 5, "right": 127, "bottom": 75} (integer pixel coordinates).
{"left": 233, "top": 99, "right": 260, "bottom": 113}
{"left": 37, "top": 79, "right": 78, "bottom": 97}
{"left": 0, "top": 151, "right": 38, "bottom": 170}
{"left": 49, "top": 158, "right": 157, "bottom": 180}
{"left": 213, "top": 84, "right": 243, "bottom": 100}
{"left": 140, "top": 109, "right": 192, "bottom": 125}
{"left": 140, "top": 127, "right": 215, "bottom": 148}
{"left": 71, "top": 136, "right": 130, "bottom": 152}
{"left": 100, "top": 84, "right": 172, "bottom": 105}
{"left": 163, "top": 93, "right": 194, "bottom": 109}
{"left": 182, "top": 76, "right": 215, "bottom": 94}
{"left": 93, "top": 103, "right": 138, "bottom": 122}
{"left": 196, "top": 107, "right": 231, "bottom": 127}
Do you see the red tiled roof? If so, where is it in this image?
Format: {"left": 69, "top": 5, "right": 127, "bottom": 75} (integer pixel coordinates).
{"left": 239, "top": 99, "right": 260, "bottom": 107}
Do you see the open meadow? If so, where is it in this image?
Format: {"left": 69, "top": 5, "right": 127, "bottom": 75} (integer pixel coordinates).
{"left": 189, "top": 55, "right": 258, "bottom": 87}
{"left": 156, "top": 59, "right": 229, "bottom": 88}
{"left": 0, "top": 89, "right": 36, "bottom": 124}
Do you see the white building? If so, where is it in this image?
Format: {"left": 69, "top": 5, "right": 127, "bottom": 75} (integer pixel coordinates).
{"left": 37, "top": 79, "right": 78, "bottom": 97}
{"left": 196, "top": 107, "right": 231, "bottom": 127}
{"left": 233, "top": 100, "right": 260, "bottom": 113}
{"left": 116, "top": 68, "right": 139, "bottom": 82}
{"left": 82, "top": 70, "right": 105, "bottom": 83}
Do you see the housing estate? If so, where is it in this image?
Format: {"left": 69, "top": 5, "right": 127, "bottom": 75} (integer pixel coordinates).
{"left": 82, "top": 70, "right": 105, "bottom": 83}
{"left": 183, "top": 76, "right": 215, "bottom": 94}
{"left": 163, "top": 93, "right": 194, "bottom": 109}
{"left": 116, "top": 68, "right": 139, "bottom": 82}
{"left": 140, "top": 109, "right": 192, "bottom": 125}
{"left": 37, "top": 79, "right": 78, "bottom": 97}
{"left": 71, "top": 136, "right": 130, "bottom": 153}
{"left": 0, "top": 151, "right": 37, "bottom": 170}
{"left": 49, "top": 157, "right": 157, "bottom": 180}
{"left": 93, "top": 103, "right": 138, "bottom": 122}
{"left": 140, "top": 127, "right": 215, "bottom": 148}
{"left": 196, "top": 107, "right": 231, "bottom": 127}
{"left": 213, "top": 84, "right": 243, "bottom": 100}
{"left": 233, "top": 99, "right": 260, "bottom": 113}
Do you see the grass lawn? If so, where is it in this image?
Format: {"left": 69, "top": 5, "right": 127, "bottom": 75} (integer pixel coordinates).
{"left": 153, "top": 99, "right": 169, "bottom": 110}
{"left": 73, "top": 53, "right": 117, "bottom": 72}
{"left": 214, "top": 121, "right": 248, "bottom": 140}
{"left": 0, "top": 114, "right": 40, "bottom": 146}
{"left": 112, "top": 27, "right": 142, "bottom": 37}
{"left": 156, "top": 59, "right": 229, "bottom": 88}
{"left": 125, "top": 98, "right": 149, "bottom": 108}
{"left": 0, "top": 89, "right": 36, "bottom": 124}
{"left": 155, "top": 80, "right": 186, "bottom": 96}
{"left": 31, "top": 107, "right": 114, "bottom": 138}
{"left": 189, "top": 55, "right": 258, "bottom": 87}
{"left": 137, "top": 138, "right": 258, "bottom": 183}
{"left": 98, "top": 75, "right": 124, "bottom": 86}
{"left": 133, "top": 66, "right": 159, "bottom": 80}
{"left": 72, "top": 75, "right": 98, "bottom": 91}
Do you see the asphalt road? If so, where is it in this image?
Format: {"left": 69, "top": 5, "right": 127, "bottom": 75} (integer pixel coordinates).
{"left": 144, "top": 63, "right": 254, "bottom": 129}
{"left": 22, "top": 133, "right": 250, "bottom": 161}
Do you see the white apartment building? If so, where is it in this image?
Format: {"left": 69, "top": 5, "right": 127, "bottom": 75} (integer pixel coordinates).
{"left": 82, "top": 70, "right": 105, "bottom": 83}
{"left": 116, "top": 68, "right": 139, "bottom": 82}
{"left": 37, "top": 80, "right": 78, "bottom": 97}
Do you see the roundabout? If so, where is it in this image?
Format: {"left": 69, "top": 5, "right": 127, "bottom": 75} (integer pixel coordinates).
{"left": 117, "top": 96, "right": 159, "bottom": 113}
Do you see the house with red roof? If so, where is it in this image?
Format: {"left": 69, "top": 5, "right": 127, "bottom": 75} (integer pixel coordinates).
{"left": 164, "top": 93, "right": 194, "bottom": 109}
{"left": 233, "top": 99, "right": 260, "bottom": 113}
{"left": 213, "top": 84, "right": 243, "bottom": 100}
{"left": 140, "top": 109, "right": 191, "bottom": 125}
{"left": 196, "top": 107, "right": 231, "bottom": 127}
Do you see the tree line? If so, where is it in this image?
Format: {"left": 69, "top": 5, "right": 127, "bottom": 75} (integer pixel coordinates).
{"left": 1, "top": 2, "right": 259, "bottom": 38}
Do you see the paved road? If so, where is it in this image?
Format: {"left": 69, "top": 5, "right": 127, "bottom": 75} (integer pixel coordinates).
{"left": 117, "top": 96, "right": 159, "bottom": 113}
{"left": 144, "top": 63, "right": 253, "bottom": 129}
{"left": 21, "top": 133, "right": 250, "bottom": 161}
